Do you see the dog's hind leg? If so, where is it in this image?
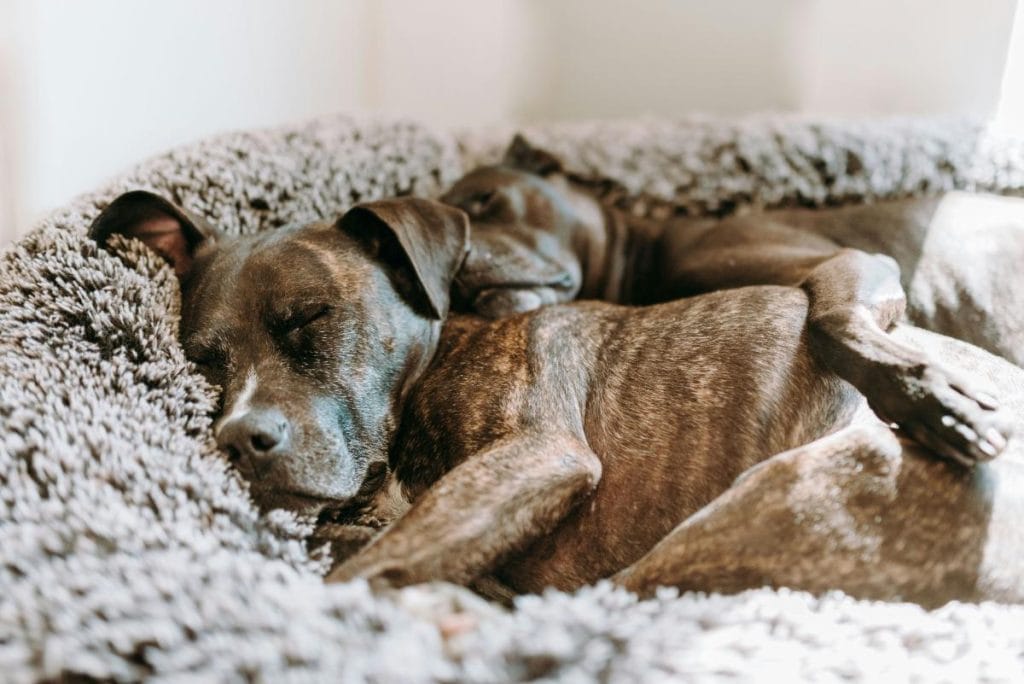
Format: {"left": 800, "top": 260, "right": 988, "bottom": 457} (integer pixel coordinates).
{"left": 612, "top": 411, "right": 1024, "bottom": 606}
{"left": 665, "top": 217, "right": 1011, "bottom": 465}
{"left": 799, "top": 247, "right": 1012, "bottom": 466}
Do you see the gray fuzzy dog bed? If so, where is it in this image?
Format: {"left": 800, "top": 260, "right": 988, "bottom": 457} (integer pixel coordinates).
{"left": 3, "top": 113, "right": 1024, "bottom": 682}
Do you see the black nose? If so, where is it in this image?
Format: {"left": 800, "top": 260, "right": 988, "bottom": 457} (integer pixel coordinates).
{"left": 216, "top": 408, "right": 290, "bottom": 474}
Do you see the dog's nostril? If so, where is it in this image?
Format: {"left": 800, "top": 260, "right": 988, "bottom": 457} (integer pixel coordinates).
{"left": 217, "top": 410, "right": 288, "bottom": 464}
{"left": 250, "top": 432, "right": 279, "bottom": 452}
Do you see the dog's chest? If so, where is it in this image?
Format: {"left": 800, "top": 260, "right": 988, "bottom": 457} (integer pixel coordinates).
{"left": 392, "top": 324, "right": 536, "bottom": 491}
{"left": 391, "top": 312, "right": 595, "bottom": 494}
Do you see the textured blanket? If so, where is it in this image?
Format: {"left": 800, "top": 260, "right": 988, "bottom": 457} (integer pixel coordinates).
{"left": 3, "top": 114, "right": 1024, "bottom": 682}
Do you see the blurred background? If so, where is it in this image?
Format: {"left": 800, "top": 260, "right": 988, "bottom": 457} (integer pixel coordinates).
{"left": 1, "top": 0, "right": 1022, "bottom": 244}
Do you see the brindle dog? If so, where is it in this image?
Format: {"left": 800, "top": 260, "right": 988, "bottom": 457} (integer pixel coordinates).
{"left": 443, "top": 136, "right": 1024, "bottom": 465}
{"left": 89, "top": 193, "right": 1022, "bottom": 606}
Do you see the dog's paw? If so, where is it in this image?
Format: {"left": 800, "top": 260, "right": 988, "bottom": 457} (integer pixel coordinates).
{"left": 309, "top": 523, "right": 378, "bottom": 571}
{"left": 867, "top": 361, "right": 1012, "bottom": 466}
{"left": 386, "top": 582, "right": 507, "bottom": 637}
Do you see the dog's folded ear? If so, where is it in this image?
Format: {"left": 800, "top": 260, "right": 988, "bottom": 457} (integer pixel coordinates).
{"left": 503, "top": 134, "right": 563, "bottom": 176}
{"left": 88, "top": 190, "right": 217, "bottom": 279}
{"left": 338, "top": 198, "right": 471, "bottom": 320}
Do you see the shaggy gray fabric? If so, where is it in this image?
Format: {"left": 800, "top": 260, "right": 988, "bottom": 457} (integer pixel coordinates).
{"left": 461, "top": 116, "right": 1024, "bottom": 215}
{"left": 3, "top": 113, "right": 1024, "bottom": 682}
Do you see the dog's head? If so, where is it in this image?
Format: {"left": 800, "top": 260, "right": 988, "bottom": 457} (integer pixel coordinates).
{"left": 442, "top": 135, "right": 609, "bottom": 318}
{"left": 90, "top": 192, "right": 469, "bottom": 514}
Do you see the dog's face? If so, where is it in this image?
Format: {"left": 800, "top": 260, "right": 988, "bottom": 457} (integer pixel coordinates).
{"left": 90, "top": 194, "right": 469, "bottom": 515}
{"left": 441, "top": 136, "right": 605, "bottom": 317}
{"left": 179, "top": 225, "right": 414, "bottom": 512}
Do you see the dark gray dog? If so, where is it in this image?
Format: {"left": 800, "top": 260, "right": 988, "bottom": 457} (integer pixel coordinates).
{"left": 89, "top": 192, "right": 1022, "bottom": 606}
{"left": 445, "top": 136, "right": 1024, "bottom": 370}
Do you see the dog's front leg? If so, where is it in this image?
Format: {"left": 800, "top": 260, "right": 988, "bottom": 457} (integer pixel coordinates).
{"left": 801, "top": 248, "right": 1010, "bottom": 465}
{"left": 325, "top": 433, "right": 601, "bottom": 588}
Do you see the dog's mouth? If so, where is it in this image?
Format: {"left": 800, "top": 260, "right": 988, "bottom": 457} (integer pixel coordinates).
{"left": 249, "top": 460, "right": 391, "bottom": 522}
{"left": 314, "top": 460, "right": 392, "bottom": 525}
{"left": 246, "top": 486, "right": 339, "bottom": 518}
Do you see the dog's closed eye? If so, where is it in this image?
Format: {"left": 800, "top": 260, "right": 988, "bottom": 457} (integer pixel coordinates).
{"left": 464, "top": 191, "right": 497, "bottom": 217}
{"left": 281, "top": 305, "right": 332, "bottom": 333}
{"left": 274, "top": 306, "right": 334, "bottom": 358}
{"left": 188, "top": 346, "right": 227, "bottom": 378}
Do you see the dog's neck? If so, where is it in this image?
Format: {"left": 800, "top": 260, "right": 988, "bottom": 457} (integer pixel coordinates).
{"left": 568, "top": 178, "right": 668, "bottom": 306}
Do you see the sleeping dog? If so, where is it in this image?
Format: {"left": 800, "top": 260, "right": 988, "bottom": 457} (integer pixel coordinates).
{"left": 444, "top": 136, "right": 1024, "bottom": 466}
{"left": 446, "top": 136, "right": 1024, "bottom": 365}
{"left": 89, "top": 192, "right": 1022, "bottom": 606}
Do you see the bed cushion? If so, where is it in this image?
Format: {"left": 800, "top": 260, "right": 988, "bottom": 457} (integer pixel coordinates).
{"left": 2, "top": 113, "right": 1023, "bottom": 681}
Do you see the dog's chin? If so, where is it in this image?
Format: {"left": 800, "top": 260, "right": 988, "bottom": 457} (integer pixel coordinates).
{"left": 249, "top": 485, "right": 360, "bottom": 518}
{"left": 249, "top": 489, "right": 337, "bottom": 516}
{"left": 247, "top": 460, "right": 389, "bottom": 518}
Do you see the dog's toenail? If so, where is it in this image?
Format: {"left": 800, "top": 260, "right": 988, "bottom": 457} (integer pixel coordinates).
{"left": 985, "top": 428, "right": 1008, "bottom": 450}
{"left": 941, "top": 415, "right": 956, "bottom": 428}
{"left": 954, "top": 424, "right": 978, "bottom": 443}
{"left": 978, "top": 440, "right": 998, "bottom": 458}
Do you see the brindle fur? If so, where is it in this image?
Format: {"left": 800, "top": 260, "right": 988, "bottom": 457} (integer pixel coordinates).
{"left": 443, "top": 137, "right": 1021, "bottom": 465}
{"left": 88, "top": 192, "right": 1024, "bottom": 606}
{"left": 350, "top": 287, "right": 857, "bottom": 594}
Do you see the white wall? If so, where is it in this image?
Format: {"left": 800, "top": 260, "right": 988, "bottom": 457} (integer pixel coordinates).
{"left": 996, "top": 1, "right": 1024, "bottom": 134}
{"left": 368, "top": 0, "right": 539, "bottom": 128}
{"left": 2, "top": 0, "right": 371, "bottom": 242}
{"left": 2, "top": 0, "right": 1021, "bottom": 245}
{"left": 1, "top": 1, "right": 21, "bottom": 241}
{"left": 792, "top": 0, "right": 1017, "bottom": 117}
{"left": 522, "top": 0, "right": 809, "bottom": 120}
